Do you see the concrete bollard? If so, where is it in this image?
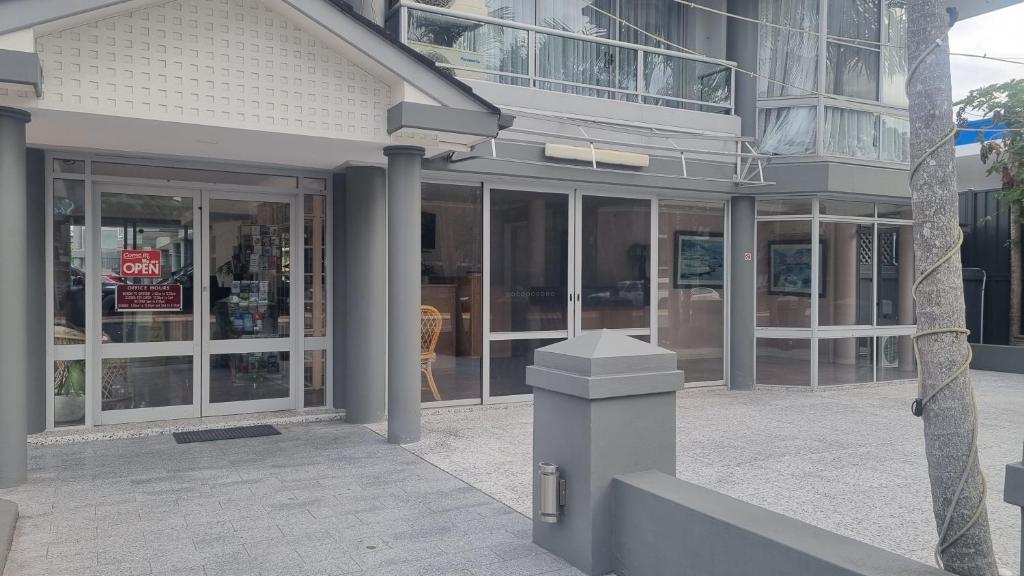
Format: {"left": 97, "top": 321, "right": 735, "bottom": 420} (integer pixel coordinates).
{"left": 527, "top": 330, "right": 684, "bottom": 576}
{"left": 1006, "top": 453, "right": 1024, "bottom": 576}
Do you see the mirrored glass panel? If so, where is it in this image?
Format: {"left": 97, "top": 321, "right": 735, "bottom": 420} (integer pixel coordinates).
{"left": 304, "top": 195, "right": 327, "bottom": 338}
{"left": 877, "top": 225, "right": 915, "bottom": 325}
{"left": 657, "top": 200, "right": 725, "bottom": 383}
{"left": 422, "top": 183, "right": 483, "bottom": 402}
{"left": 53, "top": 180, "right": 87, "bottom": 344}
{"left": 210, "top": 352, "right": 290, "bottom": 403}
{"left": 820, "top": 222, "right": 874, "bottom": 326}
{"left": 490, "top": 338, "right": 561, "bottom": 397}
{"left": 101, "top": 356, "right": 193, "bottom": 411}
{"left": 490, "top": 189, "right": 569, "bottom": 333}
{"left": 580, "top": 196, "right": 651, "bottom": 330}
{"left": 818, "top": 337, "right": 874, "bottom": 385}
{"left": 304, "top": 350, "right": 326, "bottom": 407}
{"left": 877, "top": 335, "right": 917, "bottom": 381}
{"left": 209, "top": 199, "right": 291, "bottom": 340}
{"left": 756, "top": 338, "right": 811, "bottom": 386}
{"left": 100, "top": 193, "right": 194, "bottom": 344}
{"left": 757, "top": 221, "right": 815, "bottom": 328}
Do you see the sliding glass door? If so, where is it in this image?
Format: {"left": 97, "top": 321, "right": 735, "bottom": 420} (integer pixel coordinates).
{"left": 482, "top": 187, "right": 657, "bottom": 401}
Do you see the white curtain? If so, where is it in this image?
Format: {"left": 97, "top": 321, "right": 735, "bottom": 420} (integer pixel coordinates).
{"left": 760, "top": 107, "right": 817, "bottom": 155}
{"left": 824, "top": 107, "right": 879, "bottom": 159}
{"left": 880, "top": 2, "right": 908, "bottom": 106}
{"left": 758, "top": 0, "right": 819, "bottom": 97}
{"left": 825, "top": 0, "right": 881, "bottom": 99}
{"left": 880, "top": 115, "right": 909, "bottom": 162}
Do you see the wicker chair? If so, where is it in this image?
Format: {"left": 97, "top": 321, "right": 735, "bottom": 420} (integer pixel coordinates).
{"left": 52, "top": 325, "right": 131, "bottom": 409}
{"left": 420, "top": 305, "right": 442, "bottom": 401}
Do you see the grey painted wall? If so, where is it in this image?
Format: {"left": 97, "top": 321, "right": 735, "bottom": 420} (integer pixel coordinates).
{"left": 970, "top": 344, "right": 1024, "bottom": 374}
{"left": 612, "top": 471, "right": 949, "bottom": 576}
{"left": 726, "top": 0, "right": 758, "bottom": 139}
{"left": 729, "top": 196, "right": 755, "bottom": 390}
{"left": 26, "top": 148, "right": 45, "bottom": 435}
{"left": 340, "top": 167, "right": 387, "bottom": 421}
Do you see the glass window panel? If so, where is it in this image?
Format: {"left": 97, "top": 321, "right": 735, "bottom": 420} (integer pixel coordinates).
{"left": 100, "top": 193, "right": 195, "bottom": 344}
{"left": 580, "top": 196, "right": 651, "bottom": 330}
{"left": 819, "top": 199, "right": 874, "bottom": 218}
{"left": 406, "top": 0, "right": 535, "bottom": 23}
{"left": 210, "top": 352, "right": 290, "bottom": 403}
{"left": 757, "top": 221, "right": 815, "bottom": 328}
{"left": 643, "top": 55, "right": 732, "bottom": 112}
{"left": 818, "top": 337, "right": 874, "bottom": 385}
{"left": 54, "top": 359, "right": 86, "bottom": 427}
{"left": 820, "top": 223, "right": 875, "bottom": 326}
{"left": 877, "top": 203, "right": 912, "bottom": 220}
{"left": 657, "top": 200, "right": 726, "bottom": 383}
{"left": 536, "top": 1, "right": 614, "bottom": 37}
{"left": 536, "top": 33, "right": 638, "bottom": 102}
{"left": 91, "top": 163, "right": 298, "bottom": 188}
{"left": 422, "top": 183, "right": 483, "bottom": 402}
{"left": 877, "top": 334, "right": 917, "bottom": 381}
{"left": 53, "top": 179, "right": 87, "bottom": 344}
{"left": 53, "top": 158, "right": 85, "bottom": 174}
{"left": 826, "top": 0, "right": 880, "bottom": 100}
{"left": 881, "top": 2, "right": 908, "bottom": 107}
{"left": 758, "top": 0, "right": 820, "bottom": 97}
{"left": 758, "top": 198, "right": 813, "bottom": 216}
{"left": 881, "top": 115, "right": 910, "bottom": 163}
{"left": 407, "top": 9, "right": 529, "bottom": 86}
{"left": 757, "top": 338, "right": 811, "bottom": 386}
{"left": 101, "top": 356, "right": 193, "bottom": 411}
{"left": 824, "top": 107, "right": 880, "bottom": 160}
{"left": 304, "top": 195, "right": 327, "bottom": 338}
{"left": 490, "top": 190, "right": 569, "bottom": 333}
{"left": 490, "top": 338, "right": 562, "bottom": 397}
{"left": 209, "top": 199, "right": 291, "bottom": 340}
{"left": 759, "top": 107, "right": 817, "bottom": 156}
{"left": 304, "top": 350, "right": 326, "bottom": 407}
{"left": 877, "top": 225, "right": 915, "bottom": 325}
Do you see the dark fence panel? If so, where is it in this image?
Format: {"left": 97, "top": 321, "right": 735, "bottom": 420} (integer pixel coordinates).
{"left": 959, "top": 189, "right": 1014, "bottom": 345}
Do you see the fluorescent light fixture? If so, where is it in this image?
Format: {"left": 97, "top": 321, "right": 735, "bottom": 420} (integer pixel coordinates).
{"left": 544, "top": 143, "right": 650, "bottom": 168}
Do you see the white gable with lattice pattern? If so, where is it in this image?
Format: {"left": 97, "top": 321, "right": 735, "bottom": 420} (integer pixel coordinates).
{"left": 4, "top": 0, "right": 394, "bottom": 141}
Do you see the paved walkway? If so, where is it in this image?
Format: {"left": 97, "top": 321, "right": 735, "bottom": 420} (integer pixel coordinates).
{"left": 0, "top": 423, "right": 581, "bottom": 576}
{"left": 382, "top": 371, "right": 1024, "bottom": 573}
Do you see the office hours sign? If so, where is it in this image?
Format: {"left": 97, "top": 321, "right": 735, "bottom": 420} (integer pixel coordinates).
{"left": 115, "top": 250, "right": 182, "bottom": 311}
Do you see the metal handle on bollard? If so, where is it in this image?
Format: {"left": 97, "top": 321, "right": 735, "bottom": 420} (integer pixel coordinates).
{"left": 539, "top": 462, "right": 564, "bottom": 523}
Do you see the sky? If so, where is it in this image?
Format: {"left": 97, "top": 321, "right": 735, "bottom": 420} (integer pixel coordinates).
{"left": 948, "top": 4, "right": 1024, "bottom": 101}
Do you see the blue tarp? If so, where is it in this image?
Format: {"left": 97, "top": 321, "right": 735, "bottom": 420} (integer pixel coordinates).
{"left": 955, "top": 117, "right": 1009, "bottom": 146}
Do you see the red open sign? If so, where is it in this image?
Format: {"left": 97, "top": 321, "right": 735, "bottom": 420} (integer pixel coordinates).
{"left": 120, "top": 250, "right": 162, "bottom": 278}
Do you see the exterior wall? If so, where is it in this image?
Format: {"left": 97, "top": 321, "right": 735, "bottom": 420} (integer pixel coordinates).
{"left": 0, "top": 0, "right": 394, "bottom": 141}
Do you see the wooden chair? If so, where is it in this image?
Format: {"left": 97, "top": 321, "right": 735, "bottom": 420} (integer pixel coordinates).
{"left": 420, "top": 305, "right": 442, "bottom": 401}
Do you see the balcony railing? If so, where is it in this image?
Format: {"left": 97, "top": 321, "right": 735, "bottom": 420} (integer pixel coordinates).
{"left": 392, "top": 1, "right": 735, "bottom": 115}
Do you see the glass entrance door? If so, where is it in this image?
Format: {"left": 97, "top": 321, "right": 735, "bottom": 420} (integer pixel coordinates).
{"left": 95, "top": 185, "right": 202, "bottom": 425}
{"left": 575, "top": 194, "right": 654, "bottom": 338}
{"left": 202, "top": 192, "right": 297, "bottom": 416}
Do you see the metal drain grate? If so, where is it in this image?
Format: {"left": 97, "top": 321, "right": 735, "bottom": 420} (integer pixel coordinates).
{"left": 173, "top": 424, "right": 280, "bottom": 444}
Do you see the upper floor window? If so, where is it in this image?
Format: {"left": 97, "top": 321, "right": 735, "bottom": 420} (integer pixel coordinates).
{"left": 396, "top": 0, "right": 733, "bottom": 113}
{"left": 757, "top": 0, "right": 909, "bottom": 160}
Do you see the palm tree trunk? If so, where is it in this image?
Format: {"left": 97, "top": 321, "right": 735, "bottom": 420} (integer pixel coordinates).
{"left": 907, "top": 2, "right": 999, "bottom": 574}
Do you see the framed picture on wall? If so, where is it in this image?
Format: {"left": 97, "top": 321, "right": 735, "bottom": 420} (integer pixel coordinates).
{"left": 673, "top": 231, "right": 724, "bottom": 288}
{"left": 768, "top": 240, "right": 826, "bottom": 296}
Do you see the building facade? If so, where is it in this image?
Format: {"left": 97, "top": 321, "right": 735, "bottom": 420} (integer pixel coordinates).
{"left": 0, "top": 0, "right": 1007, "bottom": 466}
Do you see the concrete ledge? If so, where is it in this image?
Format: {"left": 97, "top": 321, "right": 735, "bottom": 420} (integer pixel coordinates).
{"left": 612, "top": 471, "right": 948, "bottom": 576}
{"left": 0, "top": 499, "right": 17, "bottom": 575}
{"left": 971, "top": 344, "right": 1024, "bottom": 374}
{"left": 1006, "top": 461, "right": 1024, "bottom": 507}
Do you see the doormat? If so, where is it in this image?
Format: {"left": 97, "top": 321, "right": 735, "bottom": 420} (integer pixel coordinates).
{"left": 173, "top": 424, "right": 281, "bottom": 444}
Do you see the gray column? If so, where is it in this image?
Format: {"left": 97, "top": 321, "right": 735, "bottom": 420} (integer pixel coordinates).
{"left": 0, "top": 107, "right": 30, "bottom": 489}
{"left": 341, "top": 167, "right": 387, "bottom": 422}
{"left": 726, "top": 0, "right": 759, "bottom": 138}
{"left": 384, "top": 146, "right": 425, "bottom": 444}
{"left": 26, "top": 148, "right": 45, "bottom": 434}
{"left": 729, "top": 196, "right": 756, "bottom": 390}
